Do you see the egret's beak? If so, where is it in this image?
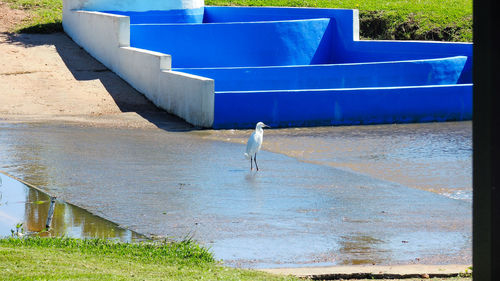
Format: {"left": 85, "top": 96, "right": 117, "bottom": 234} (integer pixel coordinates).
{"left": 264, "top": 124, "right": 271, "bottom": 128}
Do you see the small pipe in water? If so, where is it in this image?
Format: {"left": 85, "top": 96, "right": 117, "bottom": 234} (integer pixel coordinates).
{"left": 45, "top": 197, "right": 57, "bottom": 229}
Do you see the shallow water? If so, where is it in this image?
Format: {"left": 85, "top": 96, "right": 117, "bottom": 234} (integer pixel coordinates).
{"left": 201, "top": 121, "right": 472, "bottom": 201}
{"left": 0, "top": 172, "right": 142, "bottom": 241}
{"left": 0, "top": 121, "right": 471, "bottom": 268}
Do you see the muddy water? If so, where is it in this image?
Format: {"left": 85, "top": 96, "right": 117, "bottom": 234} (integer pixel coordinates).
{"left": 0, "top": 172, "right": 142, "bottom": 240}
{"left": 0, "top": 121, "right": 471, "bottom": 268}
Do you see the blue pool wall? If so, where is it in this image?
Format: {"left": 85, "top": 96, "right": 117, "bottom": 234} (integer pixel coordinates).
{"left": 119, "top": 7, "right": 472, "bottom": 77}
{"left": 130, "top": 18, "right": 334, "bottom": 68}
{"left": 102, "top": 8, "right": 205, "bottom": 24}
{"left": 100, "top": 6, "right": 472, "bottom": 129}
{"left": 202, "top": 7, "right": 357, "bottom": 66}
{"left": 202, "top": 7, "right": 472, "bottom": 84}
{"left": 80, "top": 0, "right": 204, "bottom": 14}
{"left": 124, "top": 7, "right": 355, "bottom": 68}
{"left": 176, "top": 56, "right": 467, "bottom": 92}
{"left": 347, "top": 41, "right": 472, "bottom": 84}
{"left": 213, "top": 85, "right": 472, "bottom": 128}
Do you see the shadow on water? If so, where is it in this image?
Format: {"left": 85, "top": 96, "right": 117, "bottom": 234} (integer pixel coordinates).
{"left": 0, "top": 172, "right": 143, "bottom": 241}
{"left": 4, "top": 32, "right": 196, "bottom": 132}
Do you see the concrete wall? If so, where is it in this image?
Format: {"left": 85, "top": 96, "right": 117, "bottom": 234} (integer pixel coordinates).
{"left": 130, "top": 18, "right": 333, "bottom": 68}
{"left": 159, "top": 71, "right": 214, "bottom": 126}
{"left": 176, "top": 56, "right": 467, "bottom": 91}
{"left": 67, "top": 0, "right": 204, "bottom": 11}
{"left": 103, "top": 9, "right": 204, "bottom": 23}
{"left": 124, "top": 7, "right": 358, "bottom": 67}
{"left": 345, "top": 41, "right": 473, "bottom": 84}
{"left": 203, "top": 7, "right": 359, "bottom": 41}
{"left": 202, "top": 7, "right": 471, "bottom": 81}
{"left": 62, "top": 0, "right": 214, "bottom": 127}
{"left": 213, "top": 84, "right": 472, "bottom": 129}
{"left": 63, "top": 3, "right": 472, "bottom": 128}
{"left": 123, "top": 7, "right": 471, "bottom": 76}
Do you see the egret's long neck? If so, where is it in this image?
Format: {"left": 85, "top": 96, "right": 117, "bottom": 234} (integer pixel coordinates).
{"left": 256, "top": 126, "right": 263, "bottom": 135}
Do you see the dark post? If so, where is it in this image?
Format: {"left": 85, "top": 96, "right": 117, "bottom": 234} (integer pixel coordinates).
{"left": 45, "top": 196, "right": 57, "bottom": 229}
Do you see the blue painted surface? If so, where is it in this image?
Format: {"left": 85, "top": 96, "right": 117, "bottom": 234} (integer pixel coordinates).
{"left": 213, "top": 84, "right": 472, "bottom": 129}
{"left": 176, "top": 56, "right": 467, "bottom": 91}
{"left": 82, "top": 0, "right": 203, "bottom": 12}
{"left": 203, "top": 6, "right": 357, "bottom": 43}
{"left": 346, "top": 41, "right": 473, "bottom": 84}
{"left": 131, "top": 18, "right": 333, "bottom": 68}
{"left": 103, "top": 8, "right": 204, "bottom": 24}
{"left": 102, "top": 6, "right": 473, "bottom": 128}
{"left": 204, "top": 6, "right": 354, "bottom": 23}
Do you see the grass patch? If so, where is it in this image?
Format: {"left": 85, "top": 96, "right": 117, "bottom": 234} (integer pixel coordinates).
{"left": 206, "top": 0, "right": 472, "bottom": 41}
{"left": 351, "top": 279, "right": 470, "bottom": 281}
{"left": 0, "top": 237, "right": 299, "bottom": 280}
{"left": 3, "top": 0, "right": 63, "bottom": 33}
{"left": 3, "top": 0, "right": 471, "bottom": 41}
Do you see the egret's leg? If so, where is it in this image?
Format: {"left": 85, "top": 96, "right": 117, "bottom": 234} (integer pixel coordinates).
{"left": 254, "top": 153, "right": 259, "bottom": 171}
{"left": 250, "top": 156, "right": 253, "bottom": 170}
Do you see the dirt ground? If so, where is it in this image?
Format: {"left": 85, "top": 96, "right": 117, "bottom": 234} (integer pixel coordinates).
{"left": 0, "top": 1, "right": 28, "bottom": 33}
{"left": 0, "top": 2, "right": 191, "bottom": 130}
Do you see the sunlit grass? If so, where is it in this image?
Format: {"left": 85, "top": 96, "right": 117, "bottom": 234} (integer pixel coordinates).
{"left": 3, "top": 0, "right": 471, "bottom": 41}
{"left": 0, "top": 237, "right": 299, "bottom": 281}
{"left": 206, "top": 0, "right": 472, "bottom": 41}
{"left": 3, "top": 0, "right": 63, "bottom": 33}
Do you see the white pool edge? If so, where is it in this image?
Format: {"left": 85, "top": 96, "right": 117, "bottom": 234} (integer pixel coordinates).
{"left": 62, "top": 4, "right": 215, "bottom": 127}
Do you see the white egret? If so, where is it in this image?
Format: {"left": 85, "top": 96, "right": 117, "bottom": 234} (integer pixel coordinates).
{"left": 245, "top": 122, "right": 270, "bottom": 171}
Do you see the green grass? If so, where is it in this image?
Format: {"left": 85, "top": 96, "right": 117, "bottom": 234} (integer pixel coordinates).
{"left": 206, "top": 0, "right": 472, "bottom": 41}
{"left": 4, "top": 0, "right": 471, "bottom": 41}
{"left": 351, "top": 279, "right": 470, "bottom": 281}
{"left": 0, "top": 238, "right": 472, "bottom": 281}
{"left": 0, "top": 237, "right": 300, "bottom": 280}
{"left": 3, "top": 0, "right": 63, "bottom": 33}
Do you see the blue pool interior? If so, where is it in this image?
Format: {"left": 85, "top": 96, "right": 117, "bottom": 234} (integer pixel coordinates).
{"left": 175, "top": 56, "right": 468, "bottom": 92}
{"left": 103, "top": 7, "right": 472, "bottom": 128}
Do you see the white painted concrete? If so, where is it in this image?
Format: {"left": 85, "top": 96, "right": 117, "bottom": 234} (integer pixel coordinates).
{"left": 63, "top": 10, "right": 129, "bottom": 69}
{"left": 117, "top": 47, "right": 171, "bottom": 102}
{"left": 159, "top": 71, "right": 214, "bottom": 128}
{"left": 62, "top": 0, "right": 214, "bottom": 127}
{"left": 352, "top": 9, "right": 360, "bottom": 41}
{"left": 68, "top": 0, "right": 204, "bottom": 11}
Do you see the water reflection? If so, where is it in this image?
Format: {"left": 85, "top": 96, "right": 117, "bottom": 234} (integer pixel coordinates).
{"left": 337, "top": 234, "right": 387, "bottom": 265}
{"left": 0, "top": 172, "right": 142, "bottom": 241}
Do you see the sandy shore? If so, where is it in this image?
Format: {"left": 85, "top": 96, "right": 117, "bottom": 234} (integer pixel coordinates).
{"left": 1, "top": 2, "right": 191, "bottom": 130}
{"left": 261, "top": 264, "right": 471, "bottom": 279}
